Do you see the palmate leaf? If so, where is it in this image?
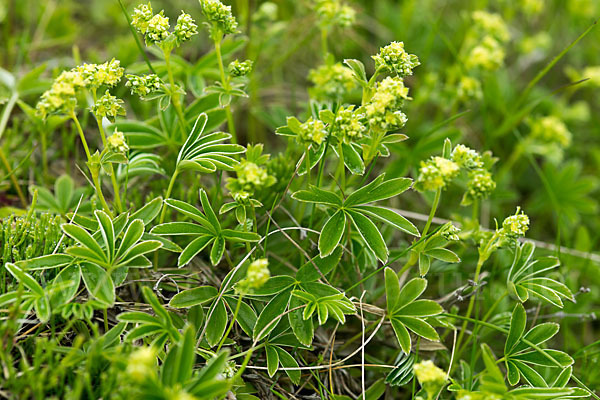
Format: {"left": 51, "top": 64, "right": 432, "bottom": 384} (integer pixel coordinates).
{"left": 385, "top": 351, "right": 415, "bottom": 387}
{"left": 176, "top": 113, "right": 245, "bottom": 174}
{"left": 384, "top": 270, "right": 442, "bottom": 353}
{"left": 507, "top": 242, "right": 574, "bottom": 308}
{"left": 292, "top": 174, "right": 419, "bottom": 262}
{"left": 152, "top": 189, "right": 260, "bottom": 267}
{"left": 504, "top": 304, "right": 574, "bottom": 387}
{"left": 62, "top": 212, "right": 161, "bottom": 270}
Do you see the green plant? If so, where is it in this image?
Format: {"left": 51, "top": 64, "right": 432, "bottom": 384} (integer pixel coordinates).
{"left": 1, "top": 0, "right": 600, "bottom": 398}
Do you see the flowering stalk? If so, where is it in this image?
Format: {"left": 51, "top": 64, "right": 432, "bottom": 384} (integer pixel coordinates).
{"left": 0, "top": 92, "right": 28, "bottom": 207}
{"left": 91, "top": 89, "right": 123, "bottom": 213}
{"left": 216, "top": 293, "right": 244, "bottom": 352}
{"left": 70, "top": 112, "right": 112, "bottom": 216}
{"left": 163, "top": 49, "right": 189, "bottom": 141}
{"left": 214, "top": 39, "right": 237, "bottom": 144}
{"left": 158, "top": 169, "right": 179, "bottom": 224}
{"left": 453, "top": 209, "right": 530, "bottom": 368}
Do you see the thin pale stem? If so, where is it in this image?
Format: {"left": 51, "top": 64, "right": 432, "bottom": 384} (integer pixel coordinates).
{"left": 216, "top": 293, "right": 244, "bottom": 352}
{"left": 159, "top": 168, "right": 179, "bottom": 224}
{"left": 71, "top": 112, "right": 111, "bottom": 216}
{"left": 164, "top": 49, "right": 188, "bottom": 141}
{"left": 422, "top": 188, "right": 441, "bottom": 238}
{"left": 214, "top": 39, "right": 237, "bottom": 143}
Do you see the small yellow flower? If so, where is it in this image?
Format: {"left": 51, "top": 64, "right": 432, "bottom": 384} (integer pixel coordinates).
{"left": 126, "top": 346, "right": 157, "bottom": 382}
{"left": 298, "top": 118, "right": 328, "bottom": 146}
{"left": 466, "top": 36, "right": 505, "bottom": 71}
{"left": 372, "top": 41, "right": 420, "bottom": 76}
{"left": 502, "top": 207, "right": 530, "bottom": 238}
{"left": 237, "top": 258, "right": 270, "bottom": 293}
{"left": 107, "top": 130, "right": 129, "bottom": 153}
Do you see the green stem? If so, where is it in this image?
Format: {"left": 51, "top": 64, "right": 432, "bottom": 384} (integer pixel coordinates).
{"left": 213, "top": 39, "right": 237, "bottom": 143}
{"left": 452, "top": 233, "right": 499, "bottom": 368}
{"left": 0, "top": 147, "right": 27, "bottom": 207}
{"left": 71, "top": 113, "right": 92, "bottom": 160}
{"left": 159, "top": 168, "right": 179, "bottom": 224}
{"left": 0, "top": 92, "right": 28, "bottom": 207}
{"left": 457, "top": 291, "right": 508, "bottom": 358}
{"left": 40, "top": 128, "right": 48, "bottom": 180}
{"left": 163, "top": 49, "right": 188, "bottom": 141}
{"left": 71, "top": 112, "right": 111, "bottom": 216}
{"left": 216, "top": 294, "right": 244, "bottom": 352}
{"left": 91, "top": 169, "right": 112, "bottom": 217}
{"left": 92, "top": 92, "right": 122, "bottom": 213}
{"left": 444, "top": 313, "right": 600, "bottom": 399}
{"left": 422, "top": 188, "right": 441, "bottom": 238}
{"left": 320, "top": 28, "right": 328, "bottom": 58}
{"left": 116, "top": 0, "right": 156, "bottom": 75}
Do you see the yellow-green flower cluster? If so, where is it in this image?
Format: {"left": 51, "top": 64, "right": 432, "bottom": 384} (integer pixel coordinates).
{"left": 146, "top": 11, "right": 170, "bottom": 44}
{"left": 131, "top": 3, "right": 154, "bottom": 34}
{"left": 238, "top": 161, "right": 269, "bottom": 187}
{"left": 464, "top": 11, "right": 509, "bottom": 72}
{"left": 253, "top": 2, "right": 278, "bottom": 25}
{"left": 451, "top": 144, "right": 483, "bottom": 169}
{"left": 465, "top": 169, "right": 496, "bottom": 201}
{"left": 308, "top": 63, "right": 356, "bottom": 100}
{"left": 501, "top": 207, "right": 530, "bottom": 238}
{"left": 107, "top": 130, "right": 129, "bottom": 153}
{"left": 228, "top": 59, "right": 253, "bottom": 77}
{"left": 456, "top": 76, "right": 482, "bottom": 101}
{"left": 333, "top": 106, "right": 366, "bottom": 144}
{"left": 237, "top": 258, "right": 270, "bottom": 293}
{"left": 521, "top": 0, "right": 544, "bottom": 15}
{"left": 298, "top": 117, "right": 328, "bottom": 146}
{"left": 472, "top": 11, "right": 510, "bottom": 42}
{"left": 583, "top": 66, "right": 600, "bottom": 86}
{"left": 466, "top": 35, "right": 505, "bottom": 71}
{"left": 174, "top": 12, "right": 198, "bottom": 44}
{"left": 314, "top": 0, "right": 356, "bottom": 29}
{"left": 77, "top": 59, "right": 124, "bottom": 89}
{"left": 372, "top": 41, "right": 420, "bottom": 76}
{"left": 529, "top": 115, "right": 572, "bottom": 147}
{"left": 441, "top": 223, "right": 461, "bottom": 241}
{"left": 200, "top": 0, "right": 238, "bottom": 35}
{"left": 36, "top": 70, "right": 86, "bottom": 119}
{"left": 126, "top": 346, "right": 156, "bottom": 382}
{"left": 91, "top": 90, "right": 125, "bottom": 120}
{"left": 125, "top": 74, "right": 162, "bottom": 97}
{"left": 132, "top": 3, "right": 197, "bottom": 47}
{"left": 413, "top": 360, "right": 447, "bottom": 398}
{"left": 415, "top": 156, "right": 460, "bottom": 192}
{"left": 365, "top": 76, "right": 409, "bottom": 133}
{"left": 519, "top": 32, "right": 551, "bottom": 54}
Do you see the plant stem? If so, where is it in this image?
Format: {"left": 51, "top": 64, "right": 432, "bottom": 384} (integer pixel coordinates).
{"left": 214, "top": 39, "right": 237, "bottom": 143}
{"left": 0, "top": 147, "right": 27, "bottom": 207}
{"left": 71, "top": 113, "right": 92, "bottom": 160}
{"left": 422, "top": 188, "right": 441, "bottom": 238}
{"left": 159, "top": 168, "right": 179, "bottom": 224}
{"left": 0, "top": 92, "right": 28, "bottom": 207}
{"left": 452, "top": 232, "right": 499, "bottom": 368}
{"left": 216, "top": 293, "right": 244, "bottom": 352}
{"left": 71, "top": 112, "right": 112, "bottom": 216}
{"left": 320, "top": 28, "right": 328, "bottom": 58}
{"left": 163, "top": 49, "right": 188, "bottom": 141}
{"left": 116, "top": 0, "right": 156, "bottom": 74}
{"left": 92, "top": 89, "right": 122, "bottom": 212}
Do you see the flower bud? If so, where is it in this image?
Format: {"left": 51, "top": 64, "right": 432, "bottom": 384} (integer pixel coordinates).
{"left": 107, "top": 129, "right": 129, "bottom": 153}
{"left": 372, "top": 41, "right": 420, "bottom": 77}
{"left": 501, "top": 207, "right": 530, "bottom": 238}
{"left": 228, "top": 59, "right": 253, "bottom": 77}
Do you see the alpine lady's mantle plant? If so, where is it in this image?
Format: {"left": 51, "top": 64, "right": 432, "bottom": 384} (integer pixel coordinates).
{"left": 0, "top": 0, "right": 596, "bottom": 399}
